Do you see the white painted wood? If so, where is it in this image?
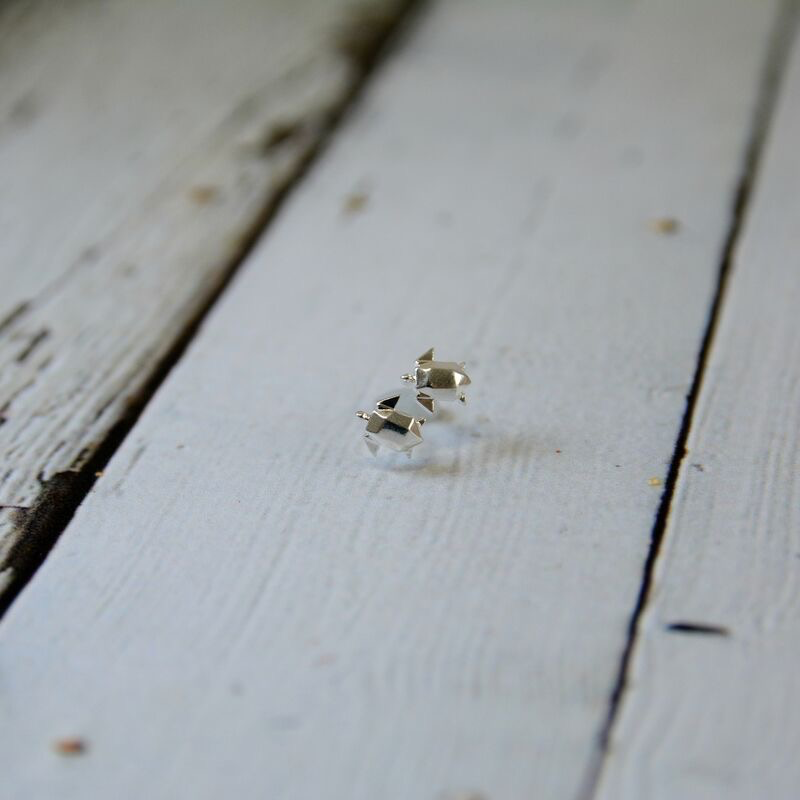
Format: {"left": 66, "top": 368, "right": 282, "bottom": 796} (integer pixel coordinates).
{"left": 597, "top": 26, "right": 800, "bottom": 800}
{"left": 0, "top": 0, "right": 409, "bottom": 581}
{"left": 0, "top": 1, "right": 780, "bottom": 798}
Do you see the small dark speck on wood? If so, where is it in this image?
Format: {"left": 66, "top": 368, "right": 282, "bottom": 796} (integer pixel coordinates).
{"left": 666, "top": 621, "right": 730, "bottom": 637}
{"left": 15, "top": 328, "right": 50, "bottom": 363}
{"left": 79, "top": 245, "right": 101, "bottom": 264}
{"left": 0, "top": 302, "right": 31, "bottom": 336}
{"left": 53, "top": 737, "right": 87, "bottom": 756}
{"left": 343, "top": 190, "right": 369, "bottom": 214}
{"left": 260, "top": 120, "right": 304, "bottom": 155}
{"left": 650, "top": 217, "right": 680, "bottom": 235}
{"left": 189, "top": 185, "right": 220, "bottom": 205}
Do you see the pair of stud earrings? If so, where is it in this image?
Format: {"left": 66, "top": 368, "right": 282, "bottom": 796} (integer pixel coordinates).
{"left": 355, "top": 348, "right": 472, "bottom": 457}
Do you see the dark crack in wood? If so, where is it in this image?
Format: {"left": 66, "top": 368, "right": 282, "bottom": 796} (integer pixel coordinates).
{"left": 0, "top": 0, "right": 425, "bottom": 618}
{"left": 578, "top": 3, "right": 799, "bottom": 798}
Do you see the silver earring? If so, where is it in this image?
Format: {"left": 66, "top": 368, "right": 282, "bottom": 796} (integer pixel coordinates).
{"left": 356, "top": 394, "right": 426, "bottom": 458}
{"left": 401, "top": 347, "right": 471, "bottom": 412}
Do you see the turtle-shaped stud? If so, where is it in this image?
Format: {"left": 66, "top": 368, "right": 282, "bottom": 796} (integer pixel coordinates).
{"left": 401, "top": 348, "right": 471, "bottom": 413}
{"left": 355, "top": 399, "right": 426, "bottom": 458}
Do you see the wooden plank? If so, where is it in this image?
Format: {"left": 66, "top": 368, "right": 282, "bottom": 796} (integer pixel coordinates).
{"left": 596, "top": 22, "right": 800, "bottom": 800}
{"left": 0, "top": 1, "right": 780, "bottom": 798}
{"left": 0, "top": 0, "right": 412, "bottom": 593}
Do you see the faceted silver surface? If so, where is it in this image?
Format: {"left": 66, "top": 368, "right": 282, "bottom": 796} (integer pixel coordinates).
{"left": 374, "top": 386, "right": 434, "bottom": 419}
{"left": 402, "top": 348, "right": 471, "bottom": 410}
{"left": 361, "top": 407, "right": 424, "bottom": 456}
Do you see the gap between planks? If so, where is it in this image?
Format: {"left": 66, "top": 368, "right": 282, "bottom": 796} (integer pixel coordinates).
{"left": 579, "top": 2, "right": 800, "bottom": 797}
{"left": 0, "top": 0, "right": 424, "bottom": 617}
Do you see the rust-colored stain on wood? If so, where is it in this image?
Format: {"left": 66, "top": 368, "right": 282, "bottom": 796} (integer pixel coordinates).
{"left": 53, "top": 737, "right": 87, "bottom": 756}
{"left": 649, "top": 217, "right": 680, "bottom": 234}
{"left": 343, "top": 190, "right": 369, "bottom": 214}
{"left": 189, "top": 185, "right": 220, "bottom": 205}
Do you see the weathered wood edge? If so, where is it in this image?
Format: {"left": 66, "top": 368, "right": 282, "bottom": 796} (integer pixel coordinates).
{"left": 0, "top": 0, "right": 420, "bottom": 608}
{"left": 594, "top": 6, "right": 800, "bottom": 799}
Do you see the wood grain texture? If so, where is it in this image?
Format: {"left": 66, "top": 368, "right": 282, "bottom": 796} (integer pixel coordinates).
{"left": 596, "top": 22, "right": 800, "bottom": 800}
{"left": 0, "top": 0, "right": 411, "bottom": 590}
{"left": 0, "top": 1, "right": 780, "bottom": 798}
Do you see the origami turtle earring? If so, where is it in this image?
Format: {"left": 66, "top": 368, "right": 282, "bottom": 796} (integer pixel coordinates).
{"left": 355, "top": 349, "right": 472, "bottom": 458}
{"left": 401, "top": 348, "right": 471, "bottom": 412}
{"left": 356, "top": 395, "right": 426, "bottom": 458}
